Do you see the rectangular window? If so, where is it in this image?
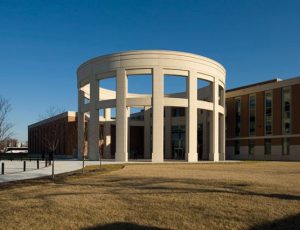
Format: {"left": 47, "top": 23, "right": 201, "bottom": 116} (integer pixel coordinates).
{"left": 282, "top": 87, "right": 291, "bottom": 134}
{"left": 265, "top": 92, "right": 272, "bottom": 135}
{"left": 248, "top": 139, "right": 255, "bottom": 155}
{"left": 171, "top": 108, "right": 185, "bottom": 117}
{"left": 235, "top": 98, "right": 241, "bottom": 136}
{"left": 264, "top": 139, "right": 271, "bottom": 155}
{"left": 282, "top": 138, "right": 290, "bottom": 155}
{"left": 249, "top": 94, "right": 256, "bottom": 135}
{"left": 171, "top": 125, "right": 186, "bottom": 159}
{"left": 234, "top": 140, "right": 240, "bottom": 155}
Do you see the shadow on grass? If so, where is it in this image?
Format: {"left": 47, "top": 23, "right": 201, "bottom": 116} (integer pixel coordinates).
{"left": 2, "top": 167, "right": 300, "bottom": 204}
{"left": 83, "top": 222, "right": 164, "bottom": 230}
{"left": 53, "top": 176, "right": 300, "bottom": 202}
{"left": 11, "top": 176, "right": 297, "bottom": 206}
{"left": 249, "top": 213, "right": 300, "bottom": 230}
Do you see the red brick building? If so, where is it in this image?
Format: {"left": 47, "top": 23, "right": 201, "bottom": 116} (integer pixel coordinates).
{"left": 28, "top": 112, "right": 78, "bottom": 158}
{"left": 226, "top": 77, "right": 300, "bottom": 161}
{"left": 28, "top": 111, "right": 139, "bottom": 159}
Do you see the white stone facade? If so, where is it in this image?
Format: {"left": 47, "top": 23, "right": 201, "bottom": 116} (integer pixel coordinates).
{"left": 77, "top": 50, "right": 226, "bottom": 162}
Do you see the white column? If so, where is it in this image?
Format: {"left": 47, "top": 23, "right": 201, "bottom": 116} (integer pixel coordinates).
{"left": 127, "top": 107, "right": 131, "bottom": 157}
{"left": 144, "top": 106, "right": 151, "bottom": 159}
{"left": 152, "top": 67, "right": 164, "bottom": 162}
{"left": 116, "top": 68, "right": 128, "bottom": 162}
{"left": 88, "top": 78, "right": 99, "bottom": 160}
{"left": 202, "top": 111, "right": 208, "bottom": 159}
{"left": 219, "top": 86, "right": 226, "bottom": 161}
{"left": 187, "top": 71, "right": 198, "bottom": 162}
{"left": 105, "top": 108, "right": 111, "bottom": 120}
{"left": 223, "top": 88, "right": 226, "bottom": 160}
{"left": 219, "top": 113, "right": 225, "bottom": 161}
{"left": 209, "top": 79, "right": 219, "bottom": 161}
{"left": 103, "top": 108, "right": 111, "bottom": 158}
{"left": 77, "top": 89, "right": 85, "bottom": 159}
{"left": 164, "top": 107, "right": 172, "bottom": 159}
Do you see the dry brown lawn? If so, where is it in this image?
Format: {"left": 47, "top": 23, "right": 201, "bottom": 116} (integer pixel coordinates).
{"left": 0, "top": 162, "right": 300, "bottom": 230}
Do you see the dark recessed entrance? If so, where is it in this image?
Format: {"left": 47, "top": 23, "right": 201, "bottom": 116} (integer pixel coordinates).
{"left": 129, "top": 126, "right": 144, "bottom": 159}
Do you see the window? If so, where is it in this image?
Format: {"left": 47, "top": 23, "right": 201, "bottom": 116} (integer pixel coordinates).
{"left": 248, "top": 139, "right": 255, "bottom": 155}
{"left": 282, "top": 138, "right": 290, "bottom": 155}
{"left": 282, "top": 87, "right": 291, "bottom": 134}
{"left": 171, "top": 108, "right": 185, "bottom": 117}
{"left": 249, "top": 94, "right": 256, "bottom": 135}
{"left": 234, "top": 140, "right": 240, "bottom": 155}
{"left": 235, "top": 98, "right": 241, "bottom": 136}
{"left": 171, "top": 125, "right": 186, "bottom": 159}
{"left": 265, "top": 92, "right": 272, "bottom": 135}
{"left": 264, "top": 139, "right": 271, "bottom": 155}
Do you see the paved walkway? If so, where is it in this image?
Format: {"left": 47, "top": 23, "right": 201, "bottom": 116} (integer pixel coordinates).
{"left": 0, "top": 160, "right": 117, "bottom": 183}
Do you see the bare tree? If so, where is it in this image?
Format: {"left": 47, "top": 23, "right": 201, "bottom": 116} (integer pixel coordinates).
{"left": 0, "top": 96, "right": 14, "bottom": 150}
{"left": 38, "top": 106, "right": 65, "bottom": 121}
{"left": 37, "top": 106, "right": 65, "bottom": 156}
{"left": 38, "top": 106, "right": 65, "bottom": 179}
{"left": 44, "top": 124, "right": 60, "bottom": 156}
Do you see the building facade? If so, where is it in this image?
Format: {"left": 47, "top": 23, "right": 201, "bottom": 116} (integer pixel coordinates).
{"left": 28, "top": 51, "right": 299, "bottom": 161}
{"left": 28, "top": 112, "right": 78, "bottom": 158}
{"left": 77, "top": 50, "right": 226, "bottom": 162}
{"left": 226, "top": 77, "right": 300, "bottom": 161}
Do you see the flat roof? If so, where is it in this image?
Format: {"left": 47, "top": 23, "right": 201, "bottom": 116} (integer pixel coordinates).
{"left": 28, "top": 111, "right": 77, "bottom": 129}
{"left": 226, "top": 78, "right": 282, "bottom": 92}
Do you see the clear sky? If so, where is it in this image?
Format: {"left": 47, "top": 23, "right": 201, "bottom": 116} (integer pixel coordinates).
{"left": 0, "top": 0, "right": 300, "bottom": 141}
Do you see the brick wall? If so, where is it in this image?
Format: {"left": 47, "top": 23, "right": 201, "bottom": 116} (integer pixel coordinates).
{"left": 273, "top": 88, "right": 282, "bottom": 135}
{"left": 291, "top": 84, "right": 300, "bottom": 145}
{"left": 292, "top": 84, "right": 300, "bottom": 135}
{"left": 28, "top": 116, "right": 78, "bottom": 156}
{"left": 256, "top": 91, "right": 264, "bottom": 137}
{"left": 226, "top": 98, "right": 235, "bottom": 139}
{"left": 240, "top": 95, "right": 249, "bottom": 137}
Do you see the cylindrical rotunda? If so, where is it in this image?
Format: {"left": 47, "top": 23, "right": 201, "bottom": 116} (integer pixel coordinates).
{"left": 77, "top": 50, "right": 226, "bottom": 162}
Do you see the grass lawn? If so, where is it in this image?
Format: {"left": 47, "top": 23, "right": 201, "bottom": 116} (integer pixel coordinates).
{"left": 0, "top": 162, "right": 299, "bottom": 230}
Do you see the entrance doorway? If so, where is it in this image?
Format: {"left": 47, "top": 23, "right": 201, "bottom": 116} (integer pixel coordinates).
{"left": 129, "top": 126, "right": 144, "bottom": 159}
{"left": 171, "top": 125, "right": 185, "bottom": 159}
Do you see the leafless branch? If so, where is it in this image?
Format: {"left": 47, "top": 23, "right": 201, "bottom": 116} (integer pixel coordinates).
{"left": 0, "top": 96, "right": 14, "bottom": 145}
{"left": 38, "top": 106, "right": 65, "bottom": 121}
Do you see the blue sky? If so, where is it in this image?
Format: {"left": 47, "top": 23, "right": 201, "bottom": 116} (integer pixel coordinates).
{"left": 0, "top": 0, "right": 299, "bottom": 141}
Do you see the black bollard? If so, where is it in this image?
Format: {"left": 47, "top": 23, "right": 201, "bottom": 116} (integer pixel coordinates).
{"left": 1, "top": 162, "right": 4, "bottom": 175}
{"left": 23, "top": 161, "right": 26, "bottom": 171}
{"left": 37, "top": 159, "right": 39, "bottom": 169}
{"left": 45, "top": 159, "right": 48, "bottom": 167}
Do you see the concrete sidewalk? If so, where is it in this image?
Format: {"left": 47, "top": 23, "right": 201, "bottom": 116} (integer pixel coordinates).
{"left": 0, "top": 160, "right": 117, "bottom": 183}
